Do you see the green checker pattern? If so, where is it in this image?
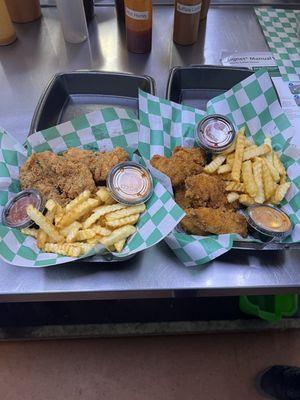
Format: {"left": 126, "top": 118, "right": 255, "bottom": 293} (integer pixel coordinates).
{"left": 138, "top": 70, "right": 300, "bottom": 267}
{"left": 255, "top": 8, "right": 300, "bottom": 82}
{"left": 0, "top": 107, "right": 184, "bottom": 267}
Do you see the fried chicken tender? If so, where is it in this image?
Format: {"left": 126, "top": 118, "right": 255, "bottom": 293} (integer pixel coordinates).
{"left": 63, "top": 147, "right": 128, "bottom": 182}
{"left": 175, "top": 187, "right": 206, "bottom": 234}
{"left": 174, "top": 187, "right": 192, "bottom": 210}
{"left": 180, "top": 212, "right": 207, "bottom": 236}
{"left": 150, "top": 146, "right": 205, "bottom": 187}
{"left": 182, "top": 207, "right": 247, "bottom": 237}
{"left": 20, "top": 152, "right": 96, "bottom": 206}
{"left": 185, "top": 173, "right": 233, "bottom": 209}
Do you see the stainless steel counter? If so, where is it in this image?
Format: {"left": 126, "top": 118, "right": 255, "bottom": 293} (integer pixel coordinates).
{"left": 0, "top": 4, "right": 300, "bottom": 301}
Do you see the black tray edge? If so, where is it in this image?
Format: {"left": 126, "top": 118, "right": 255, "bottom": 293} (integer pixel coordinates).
{"left": 232, "top": 240, "right": 298, "bottom": 251}
{"left": 166, "top": 64, "right": 253, "bottom": 101}
{"left": 29, "top": 70, "right": 156, "bottom": 135}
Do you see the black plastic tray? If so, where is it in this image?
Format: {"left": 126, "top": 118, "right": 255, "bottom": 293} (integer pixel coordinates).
{"left": 166, "top": 65, "right": 298, "bottom": 251}
{"left": 166, "top": 65, "right": 253, "bottom": 111}
{"left": 30, "top": 70, "right": 155, "bottom": 134}
{"left": 29, "top": 70, "right": 155, "bottom": 262}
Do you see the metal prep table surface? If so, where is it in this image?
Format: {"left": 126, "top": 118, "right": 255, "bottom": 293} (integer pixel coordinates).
{"left": 0, "top": 3, "right": 300, "bottom": 302}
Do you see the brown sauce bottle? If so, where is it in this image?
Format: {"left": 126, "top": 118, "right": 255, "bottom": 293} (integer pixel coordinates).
{"left": 0, "top": 0, "right": 16, "bottom": 45}
{"left": 124, "top": 0, "right": 152, "bottom": 53}
{"left": 5, "top": 0, "right": 41, "bottom": 23}
{"left": 173, "top": 0, "right": 202, "bottom": 46}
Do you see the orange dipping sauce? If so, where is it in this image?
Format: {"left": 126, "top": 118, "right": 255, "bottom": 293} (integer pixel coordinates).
{"left": 250, "top": 205, "right": 291, "bottom": 233}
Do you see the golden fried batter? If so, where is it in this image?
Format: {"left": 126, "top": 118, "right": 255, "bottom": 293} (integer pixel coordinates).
{"left": 175, "top": 188, "right": 204, "bottom": 233}
{"left": 150, "top": 146, "right": 205, "bottom": 187}
{"left": 183, "top": 207, "right": 247, "bottom": 237}
{"left": 174, "top": 186, "right": 192, "bottom": 210}
{"left": 180, "top": 211, "right": 207, "bottom": 236}
{"left": 175, "top": 188, "right": 206, "bottom": 235}
{"left": 63, "top": 147, "right": 128, "bottom": 182}
{"left": 185, "top": 173, "right": 230, "bottom": 209}
{"left": 63, "top": 147, "right": 97, "bottom": 175}
{"left": 20, "top": 151, "right": 96, "bottom": 206}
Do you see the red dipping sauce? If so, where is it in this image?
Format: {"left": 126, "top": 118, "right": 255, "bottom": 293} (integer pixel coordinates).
{"left": 2, "top": 190, "right": 42, "bottom": 228}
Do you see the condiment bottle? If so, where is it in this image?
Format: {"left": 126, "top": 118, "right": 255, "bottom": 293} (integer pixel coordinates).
{"left": 124, "top": 0, "right": 152, "bottom": 53}
{"left": 115, "top": 0, "right": 125, "bottom": 23}
{"left": 55, "top": 0, "right": 88, "bottom": 44}
{"left": 173, "top": 0, "right": 201, "bottom": 46}
{"left": 0, "top": 0, "right": 16, "bottom": 46}
{"left": 200, "top": 0, "right": 210, "bottom": 20}
{"left": 4, "top": 0, "right": 41, "bottom": 23}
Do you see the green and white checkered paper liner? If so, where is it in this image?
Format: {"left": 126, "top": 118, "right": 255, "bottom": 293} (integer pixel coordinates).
{"left": 0, "top": 107, "right": 184, "bottom": 267}
{"left": 138, "top": 70, "right": 300, "bottom": 267}
{"left": 255, "top": 8, "right": 300, "bottom": 82}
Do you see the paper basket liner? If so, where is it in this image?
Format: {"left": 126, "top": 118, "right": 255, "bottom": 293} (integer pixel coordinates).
{"left": 138, "top": 70, "right": 300, "bottom": 266}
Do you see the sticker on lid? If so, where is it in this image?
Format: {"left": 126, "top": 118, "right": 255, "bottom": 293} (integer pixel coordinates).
{"left": 196, "top": 114, "right": 236, "bottom": 153}
{"left": 108, "top": 162, "right": 153, "bottom": 205}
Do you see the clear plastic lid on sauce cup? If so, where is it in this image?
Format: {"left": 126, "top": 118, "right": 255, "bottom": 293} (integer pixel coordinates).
{"left": 1, "top": 189, "right": 43, "bottom": 229}
{"left": 195, "top": 114, "right": 236, "bottom": 153}
{"left": 107, "top": 162, "right": 154, "bottom": 205}
{"left": 245, "top": 204, "right": 292, "bottom": 242}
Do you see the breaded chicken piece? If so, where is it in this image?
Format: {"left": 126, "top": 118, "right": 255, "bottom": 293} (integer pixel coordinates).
{"left": 150, "top": 146, "right": 205, "bottom": 187}
{"left": 63, "top": 147, "right": 97, "bottom": 175}
{"left": 183, "top": 207, "right": 247, "bottom": 237}
{"left": 95, "top": 147, "right": 129, "bottom": 181}
{"left": 63, "top": 147, "right": 129, "bottom": 182}
{"left": 180, "top": 212, "right": 207, "bottom": 236}
{"left": 20, "top": 151, "right": 96, "bottom": 206}
{"left": 174, "top": 188, "right": 206, "bottom": 234}
{"left": 174, "top": 186, "right": 192, "bottom": 210}
{"left": 185, "top": 173, "right": 230, "bottom": 209}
